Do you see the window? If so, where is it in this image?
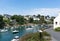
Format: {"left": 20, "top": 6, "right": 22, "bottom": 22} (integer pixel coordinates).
{"left": 55, "top": 22, "right": 57, "bottom": 25}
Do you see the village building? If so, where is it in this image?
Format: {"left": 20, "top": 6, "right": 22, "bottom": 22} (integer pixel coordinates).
{"left": 54, "top": 14, "right": 60, "bottom": 29}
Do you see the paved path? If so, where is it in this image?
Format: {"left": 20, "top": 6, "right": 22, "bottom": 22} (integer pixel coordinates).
{"left": 51, "top": 37, "right": 57, "bottom": 41}
{"left": 46, "top": 27, "right": 60, "bottom": 41}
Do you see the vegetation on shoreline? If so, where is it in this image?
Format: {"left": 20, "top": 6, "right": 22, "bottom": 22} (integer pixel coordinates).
{"left": 19, "top": 31, "right": 51, "bottom": 41}
{"left": 0, "top": 14, "right": 55, "bottom": 29}
{"left": 0, "top": 15, "right": 5, "bottom": 29}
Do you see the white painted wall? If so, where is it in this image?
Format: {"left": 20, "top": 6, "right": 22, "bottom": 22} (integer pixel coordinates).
{"left": 54, "top": 14, "right": 60, "bottom": 29}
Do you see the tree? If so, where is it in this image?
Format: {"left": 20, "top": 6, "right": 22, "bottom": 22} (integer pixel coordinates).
{"left": 0, "top": 15, "right": 5, "bottom": 29}
{"left": 40, "top": 16, "right": 45, "bottom": 24}
{"left": 17, "top": 16, "right": 25, "bottom": 25}
{"left": 3, "top": 18, "right": 10, "bottom": 25}
{"left": 11, "top": 15, "right": 18, "bottom": 20}
{"left": 29, "top": 18, "right": 33, "bottom": 23}
{"left": 37, "top": 14, "right": 40, "bottom": 18}
{"left": 11, "top": 15, "right": 25, "bottom": 25}
{"left": 33, "top": 20, "right": 40, "bottom": 24}
{"left": 45, "top": 15, "right": 50, "bottom": 19}
{"left": 50, "top": 16, "right": 55, "bottom": 24}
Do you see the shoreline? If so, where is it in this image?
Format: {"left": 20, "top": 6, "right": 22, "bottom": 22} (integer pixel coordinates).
{"left": 5, "top": 23, "right": 40, "bottom": 28}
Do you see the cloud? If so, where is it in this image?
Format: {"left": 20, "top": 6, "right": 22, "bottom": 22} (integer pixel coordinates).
{"left": 21, "top": 8, "right": 60, "bottom": 16}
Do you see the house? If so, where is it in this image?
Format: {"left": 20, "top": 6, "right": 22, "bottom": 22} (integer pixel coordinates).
{"left": 24, "top": 16, "right": 29, "bottom": 20}
{"left": 3, "top": 14, "right": 11, "bottom": 20}
{"left": 44, "top": 15, "right": 50, "bottom": 21}
{"left": 33, "top": 17, "right": 40, "bottom": 21}
{"left": 24, "top": 15, "right": 40, "bottom": 21}
{"left": 4, "top": 14, "right": 11, "bottom": 19}
{"left": 54, "top": 14, "right": 60, "bottom": 29}
{"left": 24, "top": 15, "right": 32, "bottom": 20}
{"left": 10, "top": 19, "right": 17, "bottom": 24}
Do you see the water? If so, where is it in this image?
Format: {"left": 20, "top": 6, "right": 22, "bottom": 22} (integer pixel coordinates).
{"left": 0, "top": 25, "right": 41, "bottom": 41}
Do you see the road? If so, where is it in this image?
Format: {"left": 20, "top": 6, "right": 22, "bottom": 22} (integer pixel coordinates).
{"left": 46, "top": 27, "right": 60, "bottom": 41}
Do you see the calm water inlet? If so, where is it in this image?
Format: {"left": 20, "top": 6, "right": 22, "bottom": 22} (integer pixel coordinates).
{"left": 0, "top": 25, "right": 41, "bottom": 41}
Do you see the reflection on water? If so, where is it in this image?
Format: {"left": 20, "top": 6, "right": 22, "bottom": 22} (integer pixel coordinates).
{"left": 0, "top": 25, "right": 41, "bottom": 41}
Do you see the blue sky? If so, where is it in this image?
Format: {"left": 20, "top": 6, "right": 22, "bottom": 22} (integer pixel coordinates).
{"left": 0, "top": 0, "right": 60, "bottom": 16}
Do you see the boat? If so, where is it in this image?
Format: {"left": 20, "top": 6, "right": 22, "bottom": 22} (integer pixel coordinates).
{"left": 11, "top": 27, "right": 14, "bottom": 30}
{"left": 0, "top": 29, "right": 8, "bottom": 32}
{"left": 31, "top": 25, "right": 34, "bottom": 27}
{"left": 12, "top": 30, "right": 19, "bottom": 34}
{"left": 26, "top": 28, "right": 33, "bottom": 30}
{"left": 11, "top": 36, "right": 19, "bottom": 41}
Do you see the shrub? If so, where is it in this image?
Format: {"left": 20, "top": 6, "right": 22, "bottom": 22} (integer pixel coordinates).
{"left": 55, "top": 27, "right": 60, "bottom": 31}
{"left": 43, "top": 31, "right": 51, "bottom": 36}
{"left": 19, "top": 32, "right": 51, "bottom": 41}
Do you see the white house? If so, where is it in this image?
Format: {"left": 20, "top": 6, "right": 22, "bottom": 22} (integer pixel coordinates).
{"left": 54, "top": 14, "right": 60, "bottom": 29}
{"left": 33, "top": 17, "right": 40, "bottom": 21}
{"left": 24, "top": 15, "right": 40, "bottom": 21}
{"left": 24, "top": 16, "right": 29, "bottom": 20}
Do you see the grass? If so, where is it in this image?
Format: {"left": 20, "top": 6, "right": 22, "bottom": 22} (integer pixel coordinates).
{"left": 19, "top": 31, "right": 51, "bottom": 41}
{"left": 55, "top": 27, "right": 60, "bottom": 31}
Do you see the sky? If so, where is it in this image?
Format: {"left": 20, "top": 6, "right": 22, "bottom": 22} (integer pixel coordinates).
{"left": 0, "top": 0, "right": 60, "bottom": 16}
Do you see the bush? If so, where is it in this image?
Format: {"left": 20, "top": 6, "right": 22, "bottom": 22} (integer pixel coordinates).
{"left": 43, "top": 31, "right": 51, "bottom": 36}
{"left": 55, "top": 27, "right": 60, "bottom": 31}
{"left": 19, "top": 33, "right": 40, "bottom": 41}
{"left": 19, "top": 32, "right": 51, "bottom": 41}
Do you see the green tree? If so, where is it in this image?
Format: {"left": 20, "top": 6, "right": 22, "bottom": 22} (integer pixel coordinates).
{"left": 50, "top": 16, "right": 55, "bottom": 24}
{"left": 29, "top": 18, "right": 33, "bottom": 23}
{"left": 45, "top": 15, "right": 50, "bottom": 19}
{"left": 11, "top": 15, "right": 25, "bottom": 25}
{"left": 33, "top": 20, "right": 40, "bottom": 24}
{"left": 0, "top": 15, "right": 5, "bottom": 29}
{"left": 37, "top": 14, "right": 40, "bottom": 18}
{"left": 40, "top": 16, "right": 45, "bottom": 24}
{"left": 3, "top": 18, "right": 10, "bottom": 25}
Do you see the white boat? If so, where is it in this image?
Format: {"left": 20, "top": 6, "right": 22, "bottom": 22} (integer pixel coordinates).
{"left": 11, "top": 27, "right": 14, "bottom": 30}
{"left": 12, "top": 30, "right": 19, "bottom": 34}
{"left": 15, "top": 36, "right": 19, "bottom": 39}
{"left": 31, "top": 26, "right": 34, "bottom": 27}
{"left": 0, "top": 29, "right": 8, "bottom": 32}
{"left": 26, "top": 28, "right": 33, "bottom": 30}
{"left": 11, "top": 36, "right": 19, "bottom": 41}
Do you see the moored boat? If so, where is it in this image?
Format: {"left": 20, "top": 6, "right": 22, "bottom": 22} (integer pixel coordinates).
{"left": 11, "top": 36, "right": 19, "bottom": 41}
{"left": 26, "top": 28, "right": 33, "bottom": 30}
{"left": 12, "top": 30, "right": 19, "bottom": 34}
{"left": 0, "top": 29, "right": 8, "bottom": 32}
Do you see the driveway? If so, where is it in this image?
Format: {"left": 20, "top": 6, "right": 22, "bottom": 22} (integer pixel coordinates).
{"left": 46, "top": 27, "right": 60, "bottom": 41}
